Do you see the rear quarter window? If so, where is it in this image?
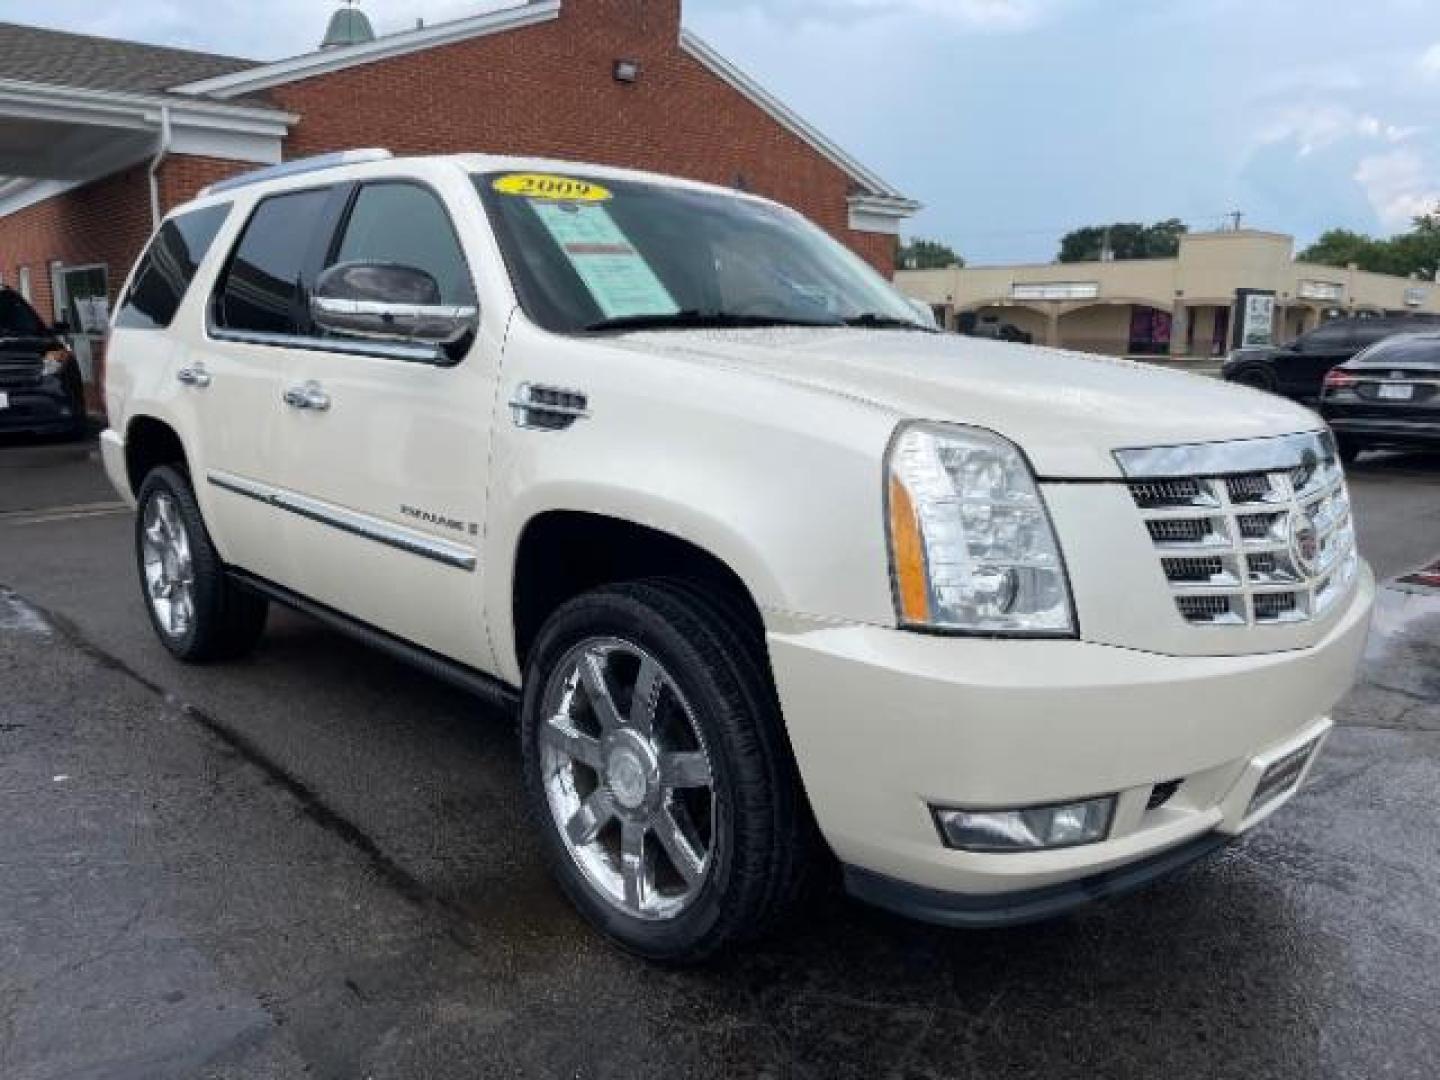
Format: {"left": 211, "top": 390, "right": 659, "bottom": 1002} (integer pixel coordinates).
{"left": 115, "top": 203, "right": 232, "bottom": 331}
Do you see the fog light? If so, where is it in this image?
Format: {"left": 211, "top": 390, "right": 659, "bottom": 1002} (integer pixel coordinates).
{"left": 934, "top": 796, "right": 1115, "bottom": 852}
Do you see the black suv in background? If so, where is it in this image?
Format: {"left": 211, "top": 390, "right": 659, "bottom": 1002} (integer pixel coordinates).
{"left": 0, "top": 288, "right": 85, "bottom": 440}
{"left": 1321, "top": 332, "right": 1440, "bottom": 461}
{"left": 1222, "top": 314, "right": 1440, "bottom": 405}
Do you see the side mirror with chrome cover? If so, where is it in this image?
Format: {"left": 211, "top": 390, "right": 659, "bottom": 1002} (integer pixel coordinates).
{"left": 310, "top": 261, "right": 477, "bottom": 358}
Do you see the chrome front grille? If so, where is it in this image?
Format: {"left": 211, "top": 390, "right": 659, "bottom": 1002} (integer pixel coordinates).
{"left": 1119, "top": 432, "right": 1359, "bottom": 628}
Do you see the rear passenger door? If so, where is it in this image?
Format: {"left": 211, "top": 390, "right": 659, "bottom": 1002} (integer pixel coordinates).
{"left": 190, "top": 186, "right": 339, "bottom": 588}
{"left": 273, "top": 176, "right": 495, "bottom": 669}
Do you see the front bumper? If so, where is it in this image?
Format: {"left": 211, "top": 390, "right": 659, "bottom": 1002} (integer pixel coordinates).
{"left": 767, "top": 564, "right": 1374, "bottom": 919}
{"left": 0, "top": 377, "right": 84, "bottom": 435}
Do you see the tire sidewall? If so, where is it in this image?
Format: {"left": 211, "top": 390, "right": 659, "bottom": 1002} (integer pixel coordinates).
{"left": 134, "top": 466, "right": 220, "bottom": 660}
{"left": 520, "top": 591, "right": 744, "bottom": 961}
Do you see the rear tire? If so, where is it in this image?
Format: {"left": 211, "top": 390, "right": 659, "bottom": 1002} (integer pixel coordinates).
{"left": 135, "top": 465, "right": 268, "bottom": 662}
{"left": 520, "top": 579, "right": 815, "bottom": 962}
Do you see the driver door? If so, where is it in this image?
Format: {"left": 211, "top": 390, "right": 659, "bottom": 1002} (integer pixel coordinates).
{"left": 273, "top": 177, "right": 495, "bottom": 669}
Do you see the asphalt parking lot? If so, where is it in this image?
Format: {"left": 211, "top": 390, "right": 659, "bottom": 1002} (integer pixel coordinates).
{"left": 2, "top": 435, "right": 1438, "bottom": 1080}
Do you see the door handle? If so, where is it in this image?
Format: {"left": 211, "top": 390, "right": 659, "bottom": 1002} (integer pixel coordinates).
{"left": 176, "top": 366, "right": 211, "bottom": 388}
{"left": 283, "top": 381, "right": 331, "bottom": 412}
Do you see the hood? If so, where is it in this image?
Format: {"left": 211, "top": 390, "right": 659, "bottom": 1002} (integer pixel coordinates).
{"left": 612, "top": 328, "right": 1322, "bottom": 478}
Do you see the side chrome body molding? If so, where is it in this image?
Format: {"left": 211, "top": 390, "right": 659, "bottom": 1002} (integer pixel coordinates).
{"left": 208, "top": 471, "right": 478, "bottom": 571}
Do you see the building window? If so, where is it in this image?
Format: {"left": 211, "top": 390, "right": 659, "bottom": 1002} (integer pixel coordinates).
{"left": 17, "top": 266, "right": 31, "bottom": 303}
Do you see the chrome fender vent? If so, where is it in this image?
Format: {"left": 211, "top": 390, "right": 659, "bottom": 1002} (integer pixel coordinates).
{"left": 510, "top": 383, "right": 589, "bottom": 431}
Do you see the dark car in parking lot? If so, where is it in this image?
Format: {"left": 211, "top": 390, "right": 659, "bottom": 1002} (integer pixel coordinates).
{"left": 1321, "top": 332, "right": 1440, "bottom": 461}
{"left": 0, "top": 288, "right": 85, "bottom": 440}
{"left": 1223, "top": 314, "right": 1440, "bottom": 405}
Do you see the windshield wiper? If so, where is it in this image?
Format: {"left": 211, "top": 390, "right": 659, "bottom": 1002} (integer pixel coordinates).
{"left": 842, "top": 313, "right": 934, "bottom": 332}
{"left": 583, "top": 309, "right": 843, "bottom": 333}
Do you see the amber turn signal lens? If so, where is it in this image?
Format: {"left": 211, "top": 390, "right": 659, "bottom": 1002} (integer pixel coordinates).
{"left": 888, "top": 475, "right": 930, "bottom": 624}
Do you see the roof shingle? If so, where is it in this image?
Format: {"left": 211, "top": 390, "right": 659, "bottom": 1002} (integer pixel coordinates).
{"left": 0, "top": 21, "right": 259, "bottom": 95}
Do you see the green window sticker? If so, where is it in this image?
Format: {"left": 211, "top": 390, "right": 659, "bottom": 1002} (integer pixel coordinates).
{"left": 531, "top": 202, "right": 679, "bottom": 321}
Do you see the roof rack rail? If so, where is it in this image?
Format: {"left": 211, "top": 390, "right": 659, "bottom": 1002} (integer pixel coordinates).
{"left": 200, "top": 149, "right": 394, "bottom": 198}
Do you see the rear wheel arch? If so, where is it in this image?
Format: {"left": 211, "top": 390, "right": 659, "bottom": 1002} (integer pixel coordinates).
{"left": 125, "top": 415, "right": 189, "bottom": 496}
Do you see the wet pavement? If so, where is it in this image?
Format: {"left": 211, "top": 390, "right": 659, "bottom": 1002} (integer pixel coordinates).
{"left": 2, "top": 440, "right": 1438, "bottom": 1079}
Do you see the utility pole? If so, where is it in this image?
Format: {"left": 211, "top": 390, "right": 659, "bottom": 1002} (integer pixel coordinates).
{"left": 1227, "top": 210, "right": 1244, "bottom": 232}
{"left": 1100, "top": 225, "right": 1114, "bottom": 262}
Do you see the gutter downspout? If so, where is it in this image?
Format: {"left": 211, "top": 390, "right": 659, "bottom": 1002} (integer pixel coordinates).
{"left": 147, "top": 105, "right": 172, "bottom": 230}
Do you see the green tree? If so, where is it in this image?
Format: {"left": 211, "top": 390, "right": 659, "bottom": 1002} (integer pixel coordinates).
{"left": 897, "top": 238, "right": 963, "bottom": 270}
{"left": 1299, "top": 210, "right": 1440, "bottom": 280}
{"left": 1057, "top": 218, "right": 1187, "bottom": 262}
{"left": 1297, "top": 229, "right": 1382, "bottom": 269}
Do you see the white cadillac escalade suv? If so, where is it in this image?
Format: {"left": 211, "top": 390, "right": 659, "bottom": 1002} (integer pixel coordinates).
{"left": 102, "top": 150, "right": 1373, "bottom": 961}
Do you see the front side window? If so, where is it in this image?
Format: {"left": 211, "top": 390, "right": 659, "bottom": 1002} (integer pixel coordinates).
{"left": 215, "top": 188, "right": 331, "bottom": 336}
{"left": 475, "top": 172, "right": 925, "bottom": 334}
{"left": 116, "top": 203, "right": 231, "bottom": 331}
{"left": 328, "top": 183, "right": 473, "bottom": 306}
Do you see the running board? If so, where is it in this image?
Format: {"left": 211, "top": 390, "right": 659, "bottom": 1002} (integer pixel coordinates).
{"left": 228, "top": 570, "right": 520, "bottom": 715}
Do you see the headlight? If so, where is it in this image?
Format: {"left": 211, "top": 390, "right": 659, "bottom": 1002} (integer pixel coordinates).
{"left": 41, "top": 348, "right": 71, "bottom": 378}
{"left": 886, "top": 421, "right": 1075, "bottom": 635}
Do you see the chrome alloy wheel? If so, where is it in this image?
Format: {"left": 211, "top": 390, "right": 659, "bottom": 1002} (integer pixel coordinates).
{"left": 140, "top": 491, "right": 195, "bottom": 640}
{"left": 539, "top": 638, "right": 716, "bottom": 921}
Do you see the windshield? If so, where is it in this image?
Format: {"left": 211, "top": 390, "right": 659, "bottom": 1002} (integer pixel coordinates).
{"left": 474, "top": 171, "right": 927, "bottom": 334}
{"left": 0, "top": 290, "right": 47, "bottom": 337}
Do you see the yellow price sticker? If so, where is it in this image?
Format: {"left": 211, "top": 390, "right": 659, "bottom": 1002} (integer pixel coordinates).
{"left": 493, "top": 174, "right": 612, "bottom": 202}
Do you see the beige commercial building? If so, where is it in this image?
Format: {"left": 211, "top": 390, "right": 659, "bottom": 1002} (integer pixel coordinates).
{"left": 898, "top": 229, "right": 1440, "bottom": 359}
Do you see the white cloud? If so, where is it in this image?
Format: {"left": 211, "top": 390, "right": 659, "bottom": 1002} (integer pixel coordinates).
{"left": 1420, "top": 41, "right": 1440, "bottom": 78}
{"left": 1354, "top": 149, "right": 1440, "bottom": 228}
{"left": 838, "top": 0, "right": 1055, "bottom": 29}
{"left": 1257, "top": 103, "right": 1420, "bottom": 157}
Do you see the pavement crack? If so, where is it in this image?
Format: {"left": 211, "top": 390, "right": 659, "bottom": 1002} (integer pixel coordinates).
{"left": 2, "top": 581, "right": 481, "bottom": 943}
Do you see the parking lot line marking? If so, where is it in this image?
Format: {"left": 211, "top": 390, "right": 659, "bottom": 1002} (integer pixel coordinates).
{"left": 1, "top": 502, "right": 130, "bottom": 526}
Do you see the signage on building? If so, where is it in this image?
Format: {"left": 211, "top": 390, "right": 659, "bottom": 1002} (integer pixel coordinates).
{"left": 1297, "top": 280, "right": 1344, "bottom": 302}
{"left": 1233, "top": 288, "right": 1276, "bottom": 349}
{"left": 1405, "top": 286, "right": 1429, "bottom": 307}
{"left": 1011, "top": 281, "right": 1100, "bottom": 301}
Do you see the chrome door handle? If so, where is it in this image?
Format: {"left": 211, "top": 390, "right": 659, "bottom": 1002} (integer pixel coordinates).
{"left": 176, "top": 366, "right": 211, "bottom": 388}
{"left": 283, "top": 381, "right": 331, "bottom": 411}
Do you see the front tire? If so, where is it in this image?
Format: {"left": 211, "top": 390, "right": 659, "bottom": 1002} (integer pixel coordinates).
{"left": 520, "top": 580, "right": 814, "bottom": 962}
{"left": 135, "top": 466, "right": 268, "bottom": 662}
{"left": 1336, "top": 435, "right": 1364, "bottom": 465}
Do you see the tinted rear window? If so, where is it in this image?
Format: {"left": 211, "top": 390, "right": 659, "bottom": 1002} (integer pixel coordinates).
{"left": 1355, "top": 335, "right": 1440, "bottom": 366}
{"left": 115, "top": 203, "right": 232, "bottom": 331}
{"left": 215, "top": 189, "right": 331, "bottom": 336}
{"left": 0, "top": 290, "right": 46, "bottom": 337}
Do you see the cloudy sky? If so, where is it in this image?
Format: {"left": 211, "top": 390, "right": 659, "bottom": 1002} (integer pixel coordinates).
{"left": 6, "top": 0, "right": 1438, "bottom": 264}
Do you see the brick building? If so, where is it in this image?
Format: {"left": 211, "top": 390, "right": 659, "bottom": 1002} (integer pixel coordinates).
{"left": 0, "top": 1, "right": 918, "bottom": 405}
